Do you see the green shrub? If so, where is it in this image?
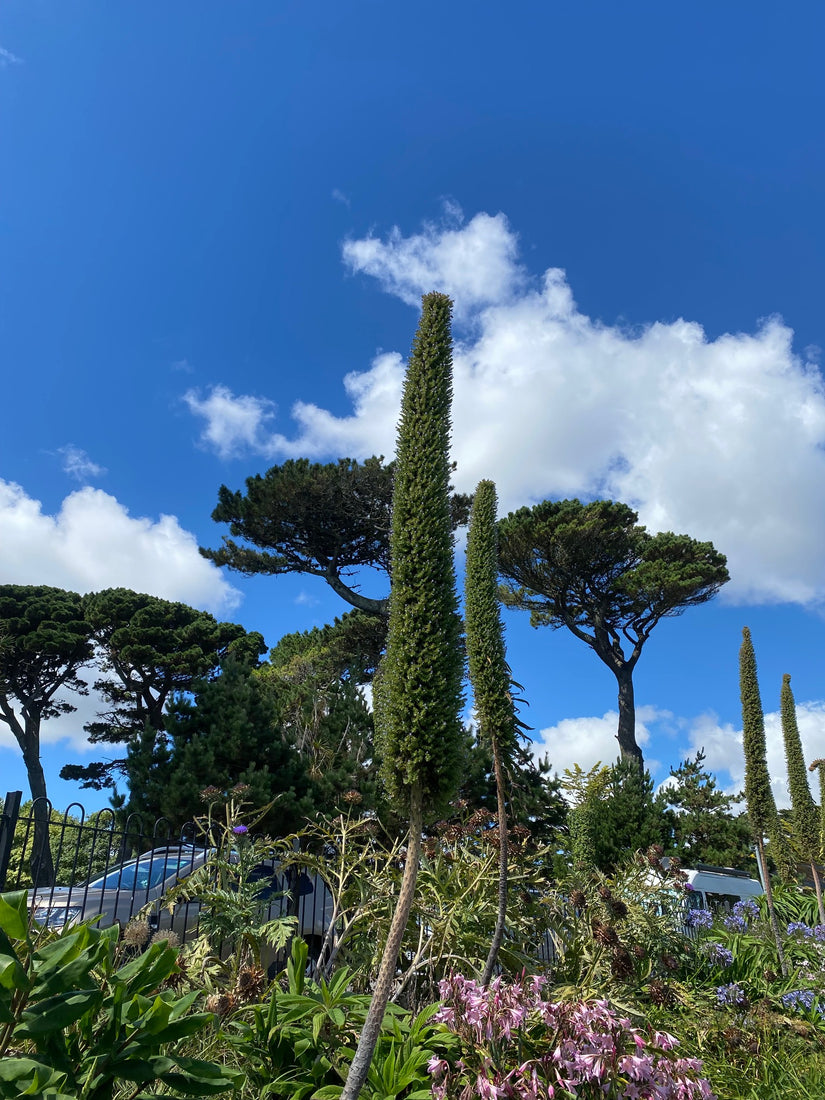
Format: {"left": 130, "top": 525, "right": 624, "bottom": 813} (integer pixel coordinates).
{"left": 0, "top": 890, "right": 240, "bottom": 1099}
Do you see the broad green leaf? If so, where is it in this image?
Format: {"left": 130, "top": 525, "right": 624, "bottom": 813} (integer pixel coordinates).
{"left": 0, "top": 892, "right": 28, "bottom": 939}
{"left": 17, "top": 989, "right": 102, "bottom": 1035}
{"left": 0, "top": 953, "right": 27, "bottom": 991}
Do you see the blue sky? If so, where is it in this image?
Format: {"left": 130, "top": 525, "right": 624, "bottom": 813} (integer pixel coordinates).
{"left": 2, "top": 1, "right": 825, "bottom": 813}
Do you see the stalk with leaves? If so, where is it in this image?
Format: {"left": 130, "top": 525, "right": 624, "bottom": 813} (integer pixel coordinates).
{"left": 465, "top": 479, "right": 523, "bottom": 986}
{"left": 809, "top": 758, "right": 825, "bottom": 877}
{"left": 739, "top": 627, "right": 788, "bottom": 976}
{"left": 781, "top": 673, "right": 825, "bottom": 923}
{"left": 340, "top": 293, "right": 464, "bottom": 1100}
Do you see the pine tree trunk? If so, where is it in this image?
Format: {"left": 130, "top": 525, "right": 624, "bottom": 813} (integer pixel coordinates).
{"left": 757, "top": 837, "right": 788, "bottom": 978}
{"left": 340, "top": 782, "right": 424, "bottom": 1100}
{"left": 481, "top": 739, "right": 508, "bottom": 987}
{"left": 23, "top": 732, "right": 55, "bottom": 888}
{"left": 615, "top": 664, "right": 643, "bottom": 770}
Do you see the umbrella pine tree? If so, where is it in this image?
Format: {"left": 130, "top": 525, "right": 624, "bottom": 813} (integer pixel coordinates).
{"left": 340, "top": 293, "right": 464, "bottom": 1100}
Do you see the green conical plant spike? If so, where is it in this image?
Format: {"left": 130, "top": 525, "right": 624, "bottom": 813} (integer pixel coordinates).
{"left": 465, "top": 479, "right": 520, "bottom": 986}
{"left": 809, "top": 758, "right": 825, "bottom": 881}
{"left": 739, "top": 627, "right": 788, "bottom": 977}
{"left": 341, "top": 293, "right": 464, "bottom": 1100}
{"left": 781, "top": 673, "right": 825, "bottom": 923}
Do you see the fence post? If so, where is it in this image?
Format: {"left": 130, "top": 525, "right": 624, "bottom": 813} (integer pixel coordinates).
{"left": 0, "top": 790, "right": 23, "bottom": 891}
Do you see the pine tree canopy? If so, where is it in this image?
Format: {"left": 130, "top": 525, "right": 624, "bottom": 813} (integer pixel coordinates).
{"left": 497, "top": 498, "right": 728, "bottom": 766}
{"left": 60, "top": 588, "right": 264, "bottom": 790}
{"left": 665, "top": 750, "right": 753, "bottom": 871}
{"left": 200, "top": 456, "right": 472, "bottom": 617}
{"left": 130, "top": 655, "right": 315, "bottom": 833}
{"left": 0, "top": 585, "right": 92, "bottom": 722}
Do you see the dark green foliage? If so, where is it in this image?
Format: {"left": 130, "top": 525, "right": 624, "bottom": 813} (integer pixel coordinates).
{"left": 586, "top": 758, "right": 673, "bottom": 873}
{"left": 458, "top": 737, "right": 567, "bottom": 845}
{"left": 781, "top": 674, "right": 819, "bottom": 863}
{"left": 268, "top": 610, "right": 386, "bottom": 685}
{"left": 201, "top": 456, "right": 472, "bottom": 617}
{"left": 666, "top": 751, "right": 754, "bottom": 871}
{"left": 498, "top": 498, "right": 728, "bottom": 766}
{"left": 809, "top": 759, "right": 825, "bottom": 862}
{"left": 465, "top": 481, "right": 520, "bottom": 764}
{"left": 465, "top": 479, "right": 522, "bottom": 983}
{"left": 129, "top": 656, "right": 314, "bottom": 835}
{"left": 739, "top": 626, "right": 789, "bottom": 975}
{"left": 376, "top": 292, "right": 465, "bottom": 818}
{"left": 740, "top": 629, "right": 780, "bottom": 841}
{"left": 261, "top": 614, "right": 381, "bottom": 816}
{"left": 0, "top": 890, "right": 239, "bottom": 1098}
{"left": 61, "top": 587, "right": 264, "bottom": 790}
{"left": 0, "top": 585, "right": 93, "bottom": 884}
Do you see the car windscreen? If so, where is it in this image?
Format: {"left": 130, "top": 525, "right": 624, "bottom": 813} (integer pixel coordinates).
{"left": 87, "top": 854, "right": 195, "bottom": 892}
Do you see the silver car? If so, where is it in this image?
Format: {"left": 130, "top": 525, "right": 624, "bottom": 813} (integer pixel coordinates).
{"left": 28, "top": 845, "right": 333, "bottom": 952}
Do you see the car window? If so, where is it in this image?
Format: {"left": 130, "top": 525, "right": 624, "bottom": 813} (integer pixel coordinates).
{"left": 88, "top": 854, "right": 195, "bottom": 892}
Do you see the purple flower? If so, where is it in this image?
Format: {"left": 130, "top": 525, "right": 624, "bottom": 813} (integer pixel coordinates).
{"left": 706, "top": 943, "right": 734, "bottom": 968}
{"left": 685, "top": 908, "right": 714, "bottom": 930}
{"left": 787, "top": 921, "right": 813, "bottom": 938}
{"left": 782, "top": 989, "right": 821, "bottom": 1015}
{"left": 232, "top": 824, "right": 249, "bottom": 835}
{"left": 715, "top": 982, "right": 746, "bottom": 1006}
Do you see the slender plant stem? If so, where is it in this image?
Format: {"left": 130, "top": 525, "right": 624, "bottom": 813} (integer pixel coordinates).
{"left": 339, "top": 781, "right": 424, "bottom": 1100}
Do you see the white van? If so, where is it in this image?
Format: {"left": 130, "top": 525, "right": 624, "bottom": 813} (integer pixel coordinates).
{"left": 680, "top": 863, "right": 763, "bottom": 913}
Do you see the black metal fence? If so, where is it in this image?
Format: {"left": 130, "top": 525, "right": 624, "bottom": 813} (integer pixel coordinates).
{"left": 0, "top": 791, "right": 333, "bottom": 963}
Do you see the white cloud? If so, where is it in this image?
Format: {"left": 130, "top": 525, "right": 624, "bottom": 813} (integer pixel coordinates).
{"left": 530, "top": 704, "right": 662, "bottom": 779}
{"left": 0, "top": 480, "right": 240, "bottom": 615}
{"left": 682, "top": 702, "right": 825, "bottom": 811}
{"left": 184, "top": 385, "right": 278, "bottom": 459}
{"left": 0, "top": 46, "right": 23, "bottom": 67}
{"left": 342, "top": 209, "right": 526, "bottom": 316}
{"left": 533, "top": 697, "right": 825, "bottom": 810}
{"left": 222, "top": 208, "right": 825, "bottom": 609}
{"left": 0, "top": 670, "right": 107, "bottom": 755}
{"left": 58, "top": 445, "right": 106, "bottom": 483}
{"left": 332, "top": 188, "right": 351, "bottom": 208}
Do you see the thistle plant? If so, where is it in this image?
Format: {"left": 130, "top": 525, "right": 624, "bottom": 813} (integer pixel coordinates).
{"left": 162, "top": 783, "right": 297, "bottom": 982}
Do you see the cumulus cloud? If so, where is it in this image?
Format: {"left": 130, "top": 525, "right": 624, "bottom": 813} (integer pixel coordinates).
{"left": 0, "top": 670, "right": 107, "bottom": 755}
{"left": 530, "top": 705, "right": 664, "bottom": 780}
{"left": 184, "top": 385, "right": 278, "bottom": 459}
{"left": 0, "top": 480, "right": 240, "bottom": 614}
{"left": 222, "top": 207, "right": 825, "bottom": 608}
{"left": 58, "top": 445, "right": 106, "bottom": 483}
{"left": 342, "top": 209, "right": 526, "bottom": 315}
{"left": 531, "top": 699, "right": 825, "bottom": 811}
{"left": 681, "top": 702, "right": 825, "bottom": 811}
